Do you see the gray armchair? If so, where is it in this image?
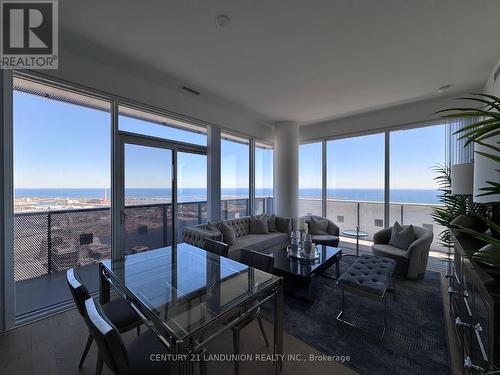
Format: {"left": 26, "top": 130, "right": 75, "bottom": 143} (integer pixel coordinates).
{"left": 372, "top": 225, "right": 433, "bottom": 279}
{"left": 304, "top": 215, "right": 340, "bottom": 248}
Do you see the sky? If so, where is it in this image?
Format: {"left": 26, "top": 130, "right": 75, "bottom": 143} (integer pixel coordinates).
{"left": 300, "top": 125, "right": 446, "bottom": 190}
{"left": 13, "top": 90, "right": 272, "bottom": 190}
{"left": 14, "top": 90, "right": 444, "bottom": 192}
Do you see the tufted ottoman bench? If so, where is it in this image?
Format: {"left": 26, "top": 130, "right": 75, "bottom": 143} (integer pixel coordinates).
{"left": 336, "top": 254, "right": 396, "bottom": 341}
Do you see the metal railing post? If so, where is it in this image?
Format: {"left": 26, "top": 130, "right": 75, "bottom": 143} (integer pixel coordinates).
{"left": 224, "top": 200, "right": 228, "bottom": 220}
{"left": 197, "top": 202, "right": 202, "bottom": 224}
{"left": 356, "top": 202, "right": 360, "bottom": 230}
{"left": 47, "top": 211, "right": 52, "bottom": 275}
{"left": 162, "top": 204, "right": 168, "bottom": 246}
{"left": 400, "top": 204, "right": 404, "bottom": 225}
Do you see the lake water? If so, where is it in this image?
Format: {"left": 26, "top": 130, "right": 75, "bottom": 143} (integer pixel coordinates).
{"left": 15, "top": 188, "right": 441, "bottom": 204}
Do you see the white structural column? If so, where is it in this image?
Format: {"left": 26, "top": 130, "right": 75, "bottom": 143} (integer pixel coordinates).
{"left": 275, "top": 121, "right": 299, "bottom": 218}
{"left": 207, "top": 126, "right": 221, "bottom": 221}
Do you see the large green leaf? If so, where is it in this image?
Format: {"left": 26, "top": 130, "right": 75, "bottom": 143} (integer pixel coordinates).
{"left": 454, "top": 225, "right": 500, "bottom": 248}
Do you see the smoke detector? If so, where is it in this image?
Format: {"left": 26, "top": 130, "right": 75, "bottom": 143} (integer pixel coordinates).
{"left": 215, "top": 15, "right": 231, "bottom": 27}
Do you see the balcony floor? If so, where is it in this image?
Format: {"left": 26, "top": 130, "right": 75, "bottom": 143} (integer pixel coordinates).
{"left": 15, "top": 263, "right": 99, "bottom": 319}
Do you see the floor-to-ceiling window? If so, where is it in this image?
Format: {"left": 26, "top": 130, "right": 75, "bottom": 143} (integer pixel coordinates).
{"left": 327, "top": 134, "right": 385, "bottom": 242}
{"left": 13, "top": 76, "right": 112, "bottom": 318}
{"left": 390, "top": 124, "right": 447, "bottom": 250}
{"left": 177, "top": 152, "right": 208, "bottom": 239}
{"left": 221, "top": 133, "right": 249, "bottom": 219}
{"left": 255, "top": 142, "right": 274, "bottom": 215}
{"left": 5, "top": 73, "right": 271, "bottom": 326}
{"left": 299, "top": 123, "right": 448, "bottom": 253}
{"left": 299, "top": 142, "right": 323, "bottom": 216}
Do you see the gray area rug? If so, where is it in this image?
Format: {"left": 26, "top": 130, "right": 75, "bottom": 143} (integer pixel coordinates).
{"left": 262, "top": 257, "right": 450, "bottom": 375}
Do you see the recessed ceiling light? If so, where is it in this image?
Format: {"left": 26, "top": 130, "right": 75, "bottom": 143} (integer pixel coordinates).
{"left": 215, "top": 14, "right": 231, "bottom": 27}
{"left": 437, "top": 84, "right": 452, "bottom": 93}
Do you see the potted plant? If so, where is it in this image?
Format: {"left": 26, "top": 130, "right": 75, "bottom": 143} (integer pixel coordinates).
{"left": 430, "top": 164, "right": 468, "bottom": 250}
{"left": 437, "top": 93, "right": 500, "bottom": 275}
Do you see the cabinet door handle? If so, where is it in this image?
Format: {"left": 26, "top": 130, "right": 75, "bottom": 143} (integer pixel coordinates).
{"left": 464, "top": 356, "right": 485, "bottom": 372}
{"left": 455, "top": 317, "right": 470, "bottom": 328}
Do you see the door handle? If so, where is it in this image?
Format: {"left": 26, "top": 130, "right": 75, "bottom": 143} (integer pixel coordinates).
{"left": 120, "top": 210, "right": 127, "bottom": 225}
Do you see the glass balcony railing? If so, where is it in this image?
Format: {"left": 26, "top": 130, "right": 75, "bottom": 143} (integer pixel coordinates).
{"left": 299, "top": 198, "right": 447, "bottom": 252}
{"left": 14, "top": 197, "right": 275, "bottom": 283}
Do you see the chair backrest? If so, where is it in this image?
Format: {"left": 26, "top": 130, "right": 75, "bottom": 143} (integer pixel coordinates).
{"left": 203, "top": 238, "right": 230, "bottom": 257}
{"left": 238, "top": 249, "right": 274, "bottom": 273}
{"left": 84, "top": 298, "right": 129, "bottom": 375}
{"left": 66, "top": 268, "right": 91, "bottom": 318}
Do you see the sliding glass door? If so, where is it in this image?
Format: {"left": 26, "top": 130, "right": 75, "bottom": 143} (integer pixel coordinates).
{"left": 177, "top": 152, "right": 208, "bottom": 240}
{"left": 327, "top": 134, "right": 385, "bottom": 242}
{"left": 390, "top": 124, "right": 447, "bottom": 251}
{"left": 122, "top": 142, "right": 173, "bottom": 255}
{"left": 117, "top": 105, "right": 207, "bottom": 254}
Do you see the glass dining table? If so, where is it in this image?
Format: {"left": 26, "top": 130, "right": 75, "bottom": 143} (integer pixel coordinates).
{"left": 99, "top": 243, "right": 284, "bottom": 374}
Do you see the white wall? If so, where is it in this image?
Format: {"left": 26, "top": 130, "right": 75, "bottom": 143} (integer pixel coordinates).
{"left": 41, "top": 48, "right": 275, "bottom": 143}
{"left": 299, "top": 92, "right": 476, "bottom": 142}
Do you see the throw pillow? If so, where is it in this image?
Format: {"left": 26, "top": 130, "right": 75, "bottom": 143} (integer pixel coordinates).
{"left": 309, "top": 216, "right": 329, "bottom": 235}
{"left": 250, "top": 215, "right": 269, "bottom": 234}
{"left": 276, "top": 217, "right": 291, "bottom": 233}
{"left": 206, "top": 221, "right": 221, "bottom": 234}
{"left": 267, "top": 214, "right": 278, "bottom": 232}
{"left": 218, "top": 221, "right": 236, "bottom": 245}
{"left": 389, "top": 221, "right": 415, "bottom": 250}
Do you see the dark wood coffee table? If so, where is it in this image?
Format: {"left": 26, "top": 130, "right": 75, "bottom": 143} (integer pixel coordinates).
{"left": 272, "top": 245, "right": 342, "bottom": 302}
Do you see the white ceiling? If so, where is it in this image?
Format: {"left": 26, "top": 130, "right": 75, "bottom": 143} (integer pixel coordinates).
{"left": 61, "top": 0, "right": 500, "bottom": 127}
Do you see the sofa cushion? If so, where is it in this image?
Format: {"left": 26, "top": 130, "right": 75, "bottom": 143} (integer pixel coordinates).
{"left": 276, "top": 217, "right": 291, "bottom": 233}
{"left": 389, "top": 222, "right": 415, "bottom": 250}
{"left": 311, "top": 234, "right": 339, "bottom": 247}
{"left": 206, "top": 221, "right": 222, "bottom": 234}
{"left": 372, "top": 244, "right": 409, "bottom": 260}
{"left": 267, "top": 215, "right": 278, "bottom": 232}
{"left": 218, "top": 221, "right": 236, "bottom": 245}
{"left": 224, "top": 217, "right": 250, "bottom": 238}
{"left": 309, "top": 217, "right": 329, "bottom": 235}
{"left": 250, "top": 215, "right": 269, "bottom": 234}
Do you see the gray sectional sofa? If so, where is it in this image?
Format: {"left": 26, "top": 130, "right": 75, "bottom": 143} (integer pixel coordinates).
{"left": 183, "top": 216, "right": 291, "bottom": 259}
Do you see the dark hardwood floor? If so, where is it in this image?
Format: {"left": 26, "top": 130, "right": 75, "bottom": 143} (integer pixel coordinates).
{"left": 0, "top": 307, "right": 358, "bottom": 375}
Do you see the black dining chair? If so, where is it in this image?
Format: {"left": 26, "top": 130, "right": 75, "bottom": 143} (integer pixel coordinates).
{"left": 84, "top": 297, "right": 173, "bottom": 375}
{"left": 231, "top": 248, "right": 274, "bottom": 375}
{"left": 66, "top": 268, "right": 142, "bottom": 370}
{"left": 203, "top": 238, "right": 230, "bottom": 257}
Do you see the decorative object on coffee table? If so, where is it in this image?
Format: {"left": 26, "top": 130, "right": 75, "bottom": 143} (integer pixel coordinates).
{"left": 273, "top": 245, "right": 342, "bottom": 302}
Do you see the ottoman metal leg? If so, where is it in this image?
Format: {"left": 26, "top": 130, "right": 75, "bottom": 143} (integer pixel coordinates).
{"left": 336, "top": 288, "right": 387, "bottom": 342}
